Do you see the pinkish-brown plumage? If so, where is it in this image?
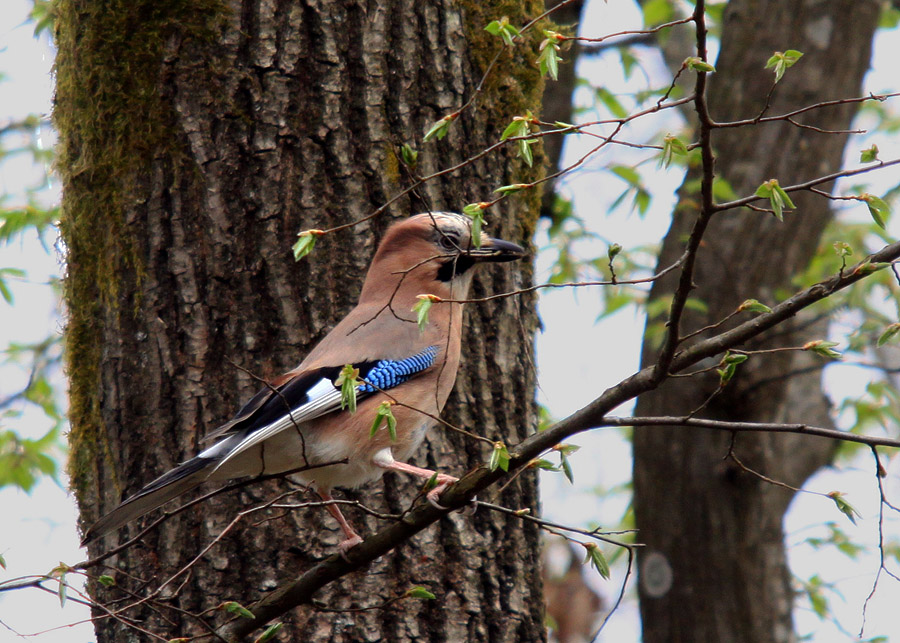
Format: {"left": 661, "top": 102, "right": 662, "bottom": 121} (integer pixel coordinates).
{"left": 82, "top": 212, "right": 524, "bottom": 550}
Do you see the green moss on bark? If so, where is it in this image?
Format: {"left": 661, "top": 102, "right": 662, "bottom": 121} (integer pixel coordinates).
{"left": 55, "top": 0, "right": 226, "bottom": 507}
{"left": 459, "top": 0, "right": 546, "bottom": 230}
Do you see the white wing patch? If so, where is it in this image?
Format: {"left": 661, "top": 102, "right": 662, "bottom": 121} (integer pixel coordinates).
{"left": 213, "top": 377, "right": 342, "bottom": 472}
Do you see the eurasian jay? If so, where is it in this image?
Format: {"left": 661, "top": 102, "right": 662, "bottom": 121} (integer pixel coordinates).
{"left": 82, "top": 212, "right": 525, "bottom": 551}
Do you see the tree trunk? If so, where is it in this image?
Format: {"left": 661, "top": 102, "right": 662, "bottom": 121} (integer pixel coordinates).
{"left": 540, "top": 0, "right": 584, "bottom": 219}
{"left": 633, "top": 1, "right": 880, "bottom": 641}
{"left": 57, "top": 0, "right": 545, "bottom": 640}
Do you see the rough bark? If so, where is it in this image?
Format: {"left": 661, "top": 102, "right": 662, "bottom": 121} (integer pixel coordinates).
{"left": 57, "top": 0, "right": 545, "bottom": 640}
{"left": 633, "top": 2, "right": 881, "bottom": 642}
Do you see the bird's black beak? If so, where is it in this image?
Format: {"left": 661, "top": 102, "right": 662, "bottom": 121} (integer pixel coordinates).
{"left": 466, "top": 237, "right": 527, "bottom": 263}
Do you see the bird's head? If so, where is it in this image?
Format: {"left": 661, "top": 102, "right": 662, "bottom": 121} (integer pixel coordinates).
{"left": 361, "top": 212, "right": 526, "bottom": 302}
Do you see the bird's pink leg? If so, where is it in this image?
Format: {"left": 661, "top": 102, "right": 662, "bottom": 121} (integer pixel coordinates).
{"left": 374, "top": 456, "right": 458, "bottom": 508}
{"left": 317, "top": 489, "right": 363, "bottom": 552}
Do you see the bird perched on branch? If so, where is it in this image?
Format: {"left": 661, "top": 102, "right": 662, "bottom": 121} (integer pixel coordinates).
{"left": 82, "top": 212, "right": 525, "bottom": 551}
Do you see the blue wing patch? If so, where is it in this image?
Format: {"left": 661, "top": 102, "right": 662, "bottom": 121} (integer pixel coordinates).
{"left": 359, "top": 345, "right": 439, "bottom": 392}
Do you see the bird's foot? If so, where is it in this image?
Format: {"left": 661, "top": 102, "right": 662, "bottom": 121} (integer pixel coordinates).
{"left": 337, "top": 533, "right": 364, "bottom": 560}
{"left": 425, "top": 473, "right": 459, "bottom": 510}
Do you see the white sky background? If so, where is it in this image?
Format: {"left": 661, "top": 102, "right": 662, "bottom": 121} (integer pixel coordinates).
{"left": 0, "top": 1, "right": 899, "bottom": 642}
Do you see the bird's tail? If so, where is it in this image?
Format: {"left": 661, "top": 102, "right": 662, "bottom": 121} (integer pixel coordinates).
{"left": 80, "top": 455, "right": 216, "bottom": 546}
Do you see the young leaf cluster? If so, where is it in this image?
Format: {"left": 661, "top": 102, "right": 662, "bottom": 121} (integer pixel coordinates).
{"left": 765, "top": 50, "right": 804, "bottom": 83}
{"left": 755, "top": 179, "right": 796, "bottom": 221}
{"left": 500, "top": 112, "right": 539, "bottom": 167}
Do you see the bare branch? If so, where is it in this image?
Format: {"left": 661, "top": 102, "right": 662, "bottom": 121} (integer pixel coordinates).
{"left": 714, "top": 159, "right": 900, "bottom": 213}
{"left": 601, "top": 416, "right": 900, "bottom": 449}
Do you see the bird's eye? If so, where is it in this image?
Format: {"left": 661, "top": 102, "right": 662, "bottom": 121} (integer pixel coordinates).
{"left": 438, "top": 234, "right": 459, "bottom": 251}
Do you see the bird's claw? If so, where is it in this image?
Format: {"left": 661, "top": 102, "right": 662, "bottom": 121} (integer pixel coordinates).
{"left": 337, "top": 533, "right": 364, "bottom": 560}
{"left": 426, "top": 487, "right": 450, "bottom": 510}
{"left": 425, "top": 474, "right": 459, "bottom": 510}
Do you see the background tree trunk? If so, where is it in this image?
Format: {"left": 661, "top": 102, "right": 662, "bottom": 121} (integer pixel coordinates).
{"left": 633, "top": 1, "right": 881, "bottom": 641}
{"left": 57, "top": 0, "right": 545, "bottom": 640}
{"left": 540, "top": 0, "right": 584, "bottom": 219}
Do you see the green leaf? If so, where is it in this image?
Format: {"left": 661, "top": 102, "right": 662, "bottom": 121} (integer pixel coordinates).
{"left": 803, "top": 340, "right": 842, "bottom": 360}
{"left": 520, "top": 138, "right": 537, "bottom": 167}
{"left": 684, "top": 57, "right": 715, "bottom": 73}
{"left": 712, "top": 177, "right": 739, "bottom": 202}
{"left": 462, "top": 203, "right": 484, "bottom": 218}
{"left": 423, "top": 472, "right": 439, "bottom": 493}
{"left": 880, "top": 5, "right": 900, "bottom": 28}
{"left": 878, "top": 323, "right": 900, "bottom": 347}
{"left": 499, "top": 114, "right": 538, "bottom": 167}
{"left": 552, "top": 120, "right": 577, "bottom": 131}
{"left": 405, "top": 586, "right": 436, "bottom": 600}
{"left": 852, "top": 261, "right": 888, "bottom": 277}
{"left": 538, "top": 33, "right": 562, "bottom": 80}
{"left": 641, "top": 0, "right": 674, "bottom": 26}
{"left": 611, "top": 164, "right": 641, "bottom": 186}
{"left": 292, "top": 230, "right": 322, "bottom": 261}
{"left": 370, "top": 401, "right": 397, "bottom": 441}
{"left": 634, "top": 189, "right": 651, "bottom": 215}
{"left": 399, "top": 143, "right": 418, "bottom": 169}
{"left": 860, "top": 144, "right": 880, "bottom": 163}
{"left": 723, "top": 352, "right": 749, "bottom": 366}
{"left": 582, "top": 543, "right": 611, "bottom": 579}
{"left": 423, "top": 114, "right": 457, "bottom": 142}
{"left": 832, "top": 241, "right": 853, "bottom": 258}
{"left": 559, "top": 452, "right": 574, "bottom": 483}
{"left": 659, "top": 133, "right": 689, "bottom": 169}
{"left": 0, "top": 553, "right": 5, "bottom": 569}
{"left": 737, "top": 299, "right": 772, "bottom": 314}
{"left": 717, "top": 351, "right": 748, "bottom": 386}
{"left": 489, "top": 442, "right": 510, "bottom": 472}
{"left": 607, "top": 243, "right": 622, "bottom": 262}
{"left": 28, "top": 0, "right": 56, "bottom": 36}
{"left": 861, "top": 193, "right": 891, "bottom": 229}
{"left": 755, "top": 179, "right": 795, "bottom": 220}
{"left": 494, "top": 183, "right": 528, "bottom": 196}
{"left": 717, "top": 363, "right": 737, "bottom": 387}
{"left": 0, "top": 428, "right": 61, "bottom": 491}
{"left": 462, "top": 203, "right": 487, "bottom": 247}
{"left": 413, "top": 294, "right": 438, "bottom": 332}
{"left": 485, "top": 18, "right": 520, "bottom": 47}
{"left": 772, "top": 184, "right": 796, "bottom": 216}
{"left": 500, "top": 117, "right": 528, "bottom": 141}
{"left": 254, "top": 623, "right": 283, "bottom": 643}
{"left": 528, "top": 458, "right": 559, "bottom": 471}
{"left": 484, "top": 20, "right": 502, "bottom": 36}
{"left": 0, "top": 277, "right": 12, "bottom": 304}
{"left": 619, "top": 47, "right": 638, "bottom": 79}
{"left": 97, "top": 574, "right": 115, "bottom": 587}
{"left": 803, "top": 575, "right": 829, "bottom": 619}
{"left": 827, "top": 491, "right": 861, "bottom": 525}
{"left": 705, "top": 2, "right": 728, "bottom": 26}
{"left": 55, "top": 570, "right": 67, "bottom": 608}
{"left": 334, "top": 364, "right": 360, "bottom": 413}
{"left": 465, "top": 206, "right": 485, "bottom": 247}
{"left": 0, "top": 268, "right": 25, "bottom": 303}
{"left": 554, "top": 444, "right": 580, "bottom": 457}
{"left": 765, "top": 50, "right": 804, "bottom": 83}
{"left": 595, "top": 87, "right": 628, "bottom": 119}
{"left": 224, "top": 601, "right": 256, "bottom": 619}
